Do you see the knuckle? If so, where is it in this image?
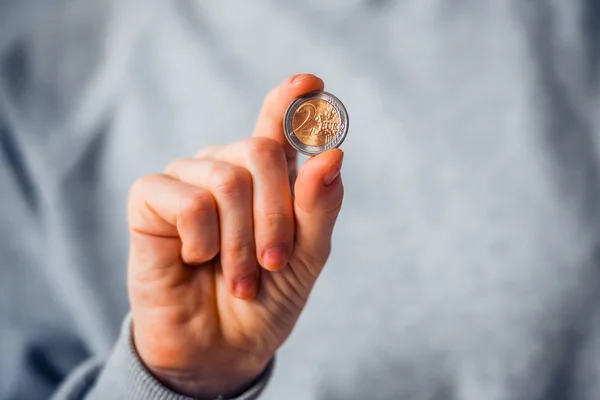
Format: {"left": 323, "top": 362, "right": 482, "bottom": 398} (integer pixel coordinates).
{"left": 129, "top": 173, "right": 162, "bottom": 198}
{"left": 262, "top": 210, "right": 293, "bottom": 236}
{"left": 183, "top": 241, "right": 218, "bottom": 264}
{"left": 204, "top": 243, "right": 220, "bottom": 260}
{"left": 325, "top": 185, "right": 344, "bottom": 218}
{"left": 230, "top": 242, "right": 256, "bottom": 266}
{"left": 179, "top": 189, "right": 214, "bottom": 218}
{"left": 210, "top": 164, "right": 251, "bottom": 195}
{"left": 164, "top": 158, "right": 188, "bottom": 176}
{"left": 263, "top": 209, "right": 289, "bottom": 223}
{"left": 194, "top": 146, "right": 222, "bottom": 159}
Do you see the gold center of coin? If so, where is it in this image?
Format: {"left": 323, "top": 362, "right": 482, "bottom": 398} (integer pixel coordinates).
{"left": 291, "top": 99, "right": 340, "bottom": 147}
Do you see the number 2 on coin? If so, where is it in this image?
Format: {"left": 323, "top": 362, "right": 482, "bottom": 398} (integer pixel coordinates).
{"left": 294, "top": 103, "right": 319, "bottom": 136}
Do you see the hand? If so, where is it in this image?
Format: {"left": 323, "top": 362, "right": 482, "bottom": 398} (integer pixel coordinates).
{"left": 127, "top": 74, "right": 345, "bottom": 399}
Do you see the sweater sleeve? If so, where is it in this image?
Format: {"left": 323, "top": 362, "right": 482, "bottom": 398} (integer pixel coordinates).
{"left": 51, "top": 316, "right": 274, "bottom": 400}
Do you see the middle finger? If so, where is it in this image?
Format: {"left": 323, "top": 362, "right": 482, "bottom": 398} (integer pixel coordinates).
{"left": 166, "top": 158, "right": 258, "bottom": 299}
{"left": 216, "top": 137, "right": 294, "bottom": 272}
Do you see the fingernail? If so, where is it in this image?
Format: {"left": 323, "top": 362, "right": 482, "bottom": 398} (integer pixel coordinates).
{"left": 323, "top": 152, "right": 344, "bottom": 186}
{"left": 264, "top": 244, "right": 290, "bottom": 271}
{"left": 234, "top": 275, "right": 257, "bottom": 299}
{"left": 291, "top": 74, "right": 315, "bottom": 84}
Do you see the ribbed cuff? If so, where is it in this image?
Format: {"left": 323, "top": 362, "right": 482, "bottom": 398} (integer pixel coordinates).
{"left": 88, "top": 315, "right": 274, "bottom": 400}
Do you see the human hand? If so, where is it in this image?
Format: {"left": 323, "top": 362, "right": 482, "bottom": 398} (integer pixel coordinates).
{"left": 126, "top": 74, "right": 344, "bottom": 398}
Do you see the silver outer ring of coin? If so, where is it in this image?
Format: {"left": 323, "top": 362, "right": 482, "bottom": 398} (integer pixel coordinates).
{"left": 283, "top": 90, "right": 349, "bottom": 156}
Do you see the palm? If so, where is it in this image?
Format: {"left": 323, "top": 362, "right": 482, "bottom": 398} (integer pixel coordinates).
{"left": 217, "top": 259, "right": 313, "bottom": 353}
{"left": 133, "top": 244, "right": 316, "bottom": 372}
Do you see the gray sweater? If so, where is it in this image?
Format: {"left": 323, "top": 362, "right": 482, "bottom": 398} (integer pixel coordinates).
{"left": 1, "top": 0, "right": 599, "bottom": 399}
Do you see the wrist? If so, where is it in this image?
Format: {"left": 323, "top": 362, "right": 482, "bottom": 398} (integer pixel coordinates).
{"left": 131, "top": 319, "right": 273, "bottom": 398}
{"left": 149, "top": 356, "right": 272, "bottom": 399}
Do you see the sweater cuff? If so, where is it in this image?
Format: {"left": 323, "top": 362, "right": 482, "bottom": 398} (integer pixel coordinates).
{"left": 89, "top": 315, "right": 274, "bottom": 400}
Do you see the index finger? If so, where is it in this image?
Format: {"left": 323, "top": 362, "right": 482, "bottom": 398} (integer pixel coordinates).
{"left": 253, "top": 74, "right": 325, "bottom": 159}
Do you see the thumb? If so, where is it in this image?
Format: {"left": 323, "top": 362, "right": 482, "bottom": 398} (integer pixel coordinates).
{"left": 290, "top": 148, "right": 344, "bottom": 278}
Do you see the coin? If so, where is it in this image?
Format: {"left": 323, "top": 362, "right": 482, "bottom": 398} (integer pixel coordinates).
{"left": 283, "top": 91, "right": 349, "bottom": 156}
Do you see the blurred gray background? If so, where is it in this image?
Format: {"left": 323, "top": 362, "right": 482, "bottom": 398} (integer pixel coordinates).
{"left": 1, "top": 0, "right": 600, "bottom": 399}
